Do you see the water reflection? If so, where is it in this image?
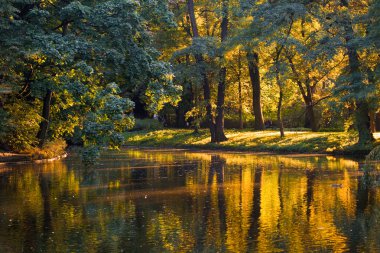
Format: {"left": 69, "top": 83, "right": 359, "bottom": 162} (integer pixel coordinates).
{"left": 0, "top": 149, "right": 379, "bottom": 252}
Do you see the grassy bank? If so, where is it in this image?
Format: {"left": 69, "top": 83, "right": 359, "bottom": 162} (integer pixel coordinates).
{"left": 124, "top": 129, "right": 380, "bottom": 155}
{"left": 0, "top": 139, "right": 67, "bottom": 163}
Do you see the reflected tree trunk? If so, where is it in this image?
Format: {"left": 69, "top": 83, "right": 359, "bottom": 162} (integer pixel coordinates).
{"left": 348, "top": 166, "right": 370, "bottom": 252}
{"left": 277, "top": 162, "right": 283, "bottom": 232}
{"left": 213, "top": 156, "right": 226, "bottom": 239}
{"left": 22, "top": 210, "right": 39, "bottom": 252}
{"left": 305, "top": 169, "right": 315, "bottom": 221}
{"left": 247, "top": 166, "right": 263, "bottom": 251}
{"left": 38, "top": 173, "right": 52, "bottom": 252}
{"left": 197, "top": 156, "right": 227, "bottom": 250}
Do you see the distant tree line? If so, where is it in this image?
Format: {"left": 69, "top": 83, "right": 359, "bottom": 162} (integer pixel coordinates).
{"left": 157, "top": 0, "right": 379, "bottom": 144}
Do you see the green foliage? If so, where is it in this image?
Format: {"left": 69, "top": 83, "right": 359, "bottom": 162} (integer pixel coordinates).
{"left": 366, "top": 145, "right": 380, "bottom": 161}
{"left": 81, "top": 144, "right": 101, "bottom": 166}
{"left": 81, "top": 83, "right": 135, "bottom": 163}
{"left": 0, "top": 0, "right": 180, "bottom": 163}
{"left": 1, "top": 0, "right": 379, "bottom": 158}
{"left": 0, "top": 100, "right": 41, "bottom": 151}
{"left": 224, "top": 113, "right": 255, "bottom": 129}
{"left": 29, "top": 139, "right": 67, "bottom": 160}
{"left": 132, "top": 118, "right": 164, "bottom": 131}
{"left": 185, "top": 102, "right": 207, "bottom": 131}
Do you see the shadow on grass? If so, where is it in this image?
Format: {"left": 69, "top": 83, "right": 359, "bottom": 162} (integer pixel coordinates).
{"left": 125, "top": 129, "right": 376, "bottom": 156}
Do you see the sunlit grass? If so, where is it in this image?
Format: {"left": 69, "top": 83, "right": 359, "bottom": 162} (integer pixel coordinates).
{"left": 124, "top": 129, "right": 380, "bottom": 155}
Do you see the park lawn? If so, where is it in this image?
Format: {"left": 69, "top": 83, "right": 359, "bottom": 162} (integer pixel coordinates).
{"left": 124, "top": 129, "right": 380, "bottom": 155}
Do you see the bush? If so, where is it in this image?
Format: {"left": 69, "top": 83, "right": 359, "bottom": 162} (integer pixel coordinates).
{"left": 0, "top": 100, "right": 41, "bottom": 152}
{"left": 366, "top": 145, "right": 380, "bottom": 161}
{"left": 318, "top": 127, "right": 345, "bottom": 132}
{"left": 66, "top": 126, "right": 84, "bottom": 146}
{"left": 28, "top": 139, "right": 67, "bottom": 160}
{"left": 131, "top": 118, "right": 163, "bottom": 131}
{"left": 224, "top": 113, "right": 255, "bottom": 129}
{"left": 283, "top": 127, "right": 311, "bottom": 132}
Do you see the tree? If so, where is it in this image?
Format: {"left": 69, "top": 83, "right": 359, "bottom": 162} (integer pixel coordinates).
{"left": 321, "top": 0, "right": 377, "bottom": 144}
{"left": 0, "top": 0, "right": 180, "bottom": 162}
{"left": 185, "top": 0, "right": 217, "bottom": 142}
{"left": 214, "top": 0, "right": 229, "bottom": 142}
{"left": 247, "top": 50, "right": 265, "bottom": 130}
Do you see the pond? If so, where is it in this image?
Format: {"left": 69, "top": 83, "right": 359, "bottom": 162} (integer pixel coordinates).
{"left": 0, "top": 148, "right": 379, "bottom": 252}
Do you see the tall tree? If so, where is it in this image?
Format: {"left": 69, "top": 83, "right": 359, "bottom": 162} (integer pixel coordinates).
{"left": 186, "top": 0, "right": 216, "bottom": 142}
{"left": 326, "top": 0, "right": 376, "bottom": 144}
{"left": 237, "top": 50, "right": 243, "bottom": 129}
{"left": 0, "top": 0, "right": 180, "bottom": 161}
{"left": 247, "top": 50, "right": 265, "bottom": 130}
{"left": 215, "top": 0, "right": 229, "bottom": 142}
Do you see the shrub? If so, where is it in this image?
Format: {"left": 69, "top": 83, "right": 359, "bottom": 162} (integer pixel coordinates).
{"left": 66, "top": 126, "right": 84, "bottom": 146}
{"left": 29, "top": 139, "right": 67, "bottom": 160}
{"left": 318, "top": 128, "right": 345, "bottom": 132}
{"left": 0, "top": 100, "right": 41, "bottom": 152}
{"left": 366, "top": 145, "right": 380, "bottom": 161}
{"left": 224, "top": 113, "right": 255, "bottom": 129}
{"left": 132, "top": 118, "right": 163, "bottom": 131}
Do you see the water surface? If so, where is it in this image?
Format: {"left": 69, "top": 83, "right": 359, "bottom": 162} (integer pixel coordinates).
{"left": 0, "top": 149, "right": 379, "bottom": 252}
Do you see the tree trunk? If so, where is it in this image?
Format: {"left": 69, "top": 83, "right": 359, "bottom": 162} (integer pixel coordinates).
{"left": 287, "top": 55, "right": 319, "bottom": 132}
{"left": 176, "top": 78, "right": 193, "bottom": 128}
{"left": 340, "top": 0, "right": 374, "bottom": 144}
{"left": 37, "top": 89, "right": 53, "bottom": 147}
{"left": 36, "top": 20, "right": 69, "bottom": 148}
{"left": 275, "top": 63, "right": 285, "bottom": 138}
{"left": 356, "top": 101, "right": 374, "bottom": 144}
{"left": 277, "top": 87, "right": 285, "bottom": 138}
{"left": 215, "top": 67, "right": 228, "bottom": 142}
{"left": 238, "top": 50, "right": 243, "bottom": 129}
{"left": 348, "top": 49, "right": 374, "bottom": 144}
{"left": 347, "top": 45, "right": 374, "bottom": 144}
{"left": 369, "top": 111, "right": 376, "bottom": 133}
{"left": 214, "top": 0, "right": 229, "bottom": 142}
{"left": 304, "top": 103, "right": 318, "bottom": 131}
{"left": 187, "top": 0, "right": 216, "bottom": 142}
{"left": 201, "top": 63, "right": 216, "bottom": 142}
{"left": 247, "top": 51, "right": 265, "bottom": 130}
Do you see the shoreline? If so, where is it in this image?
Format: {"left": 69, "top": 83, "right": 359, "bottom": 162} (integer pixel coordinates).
{"left": 122, "top": 144, "right": 364, "bottom": 159}
{"left": 0, "top": 152, "right": 68, "bottom": 166}
{"left": 124, "top": 129, "right": 379, "bottom": 158}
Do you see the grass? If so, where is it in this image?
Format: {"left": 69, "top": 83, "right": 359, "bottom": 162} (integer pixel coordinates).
{"left": 124, "top": 129, "right": 380, "bottom": 155}
{"left": 0, "top": 139, "right": 67, "bottom": 163}
{"left": 27, "top": 139, "right": 67, "bottom": 160}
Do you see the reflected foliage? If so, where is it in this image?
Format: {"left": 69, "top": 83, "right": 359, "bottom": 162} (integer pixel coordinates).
{"left": 0, "top": 150, "right": 379, "bottom": 252}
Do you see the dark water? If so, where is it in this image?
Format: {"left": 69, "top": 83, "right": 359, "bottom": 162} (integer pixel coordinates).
{"left": 0, "top": 149, "right": 379, "bottom": 253}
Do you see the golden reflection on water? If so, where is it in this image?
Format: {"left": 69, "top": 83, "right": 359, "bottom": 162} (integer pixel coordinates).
{"left": 0, "top": 149, "right": 379, "bottom": 253}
